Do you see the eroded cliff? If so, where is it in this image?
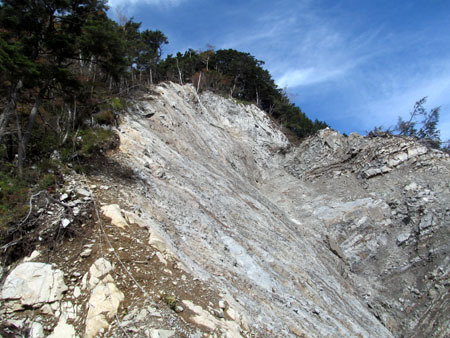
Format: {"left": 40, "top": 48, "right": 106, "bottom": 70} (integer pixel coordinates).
{"left": 1, "top": 82, "right": 449, "bottom": 337}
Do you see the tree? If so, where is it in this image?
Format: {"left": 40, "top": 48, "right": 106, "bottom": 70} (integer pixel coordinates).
{"left": 0, "top": 0, "right": 128, "bottom": 174}
{"left": 395, "top": 97, "right": 441, "bottom": 149}
{"left": 136, "top": 29, "right": 168, "bottom": 84}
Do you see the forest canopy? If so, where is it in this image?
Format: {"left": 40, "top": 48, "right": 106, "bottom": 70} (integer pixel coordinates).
{"left": 0, "top": 0, "right": 327, "bottom": 175}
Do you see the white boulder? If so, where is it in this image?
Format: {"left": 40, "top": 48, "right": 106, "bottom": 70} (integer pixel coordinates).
{"left": 1, "top": 262, "right": 67, "bottom": 311}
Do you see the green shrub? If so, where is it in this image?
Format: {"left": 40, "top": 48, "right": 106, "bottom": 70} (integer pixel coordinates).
{"left": 163, "top": 294, "right": 177, "bottom": 310}
{"left": 110, "top": 97, "right": 125, "bottom": 111}
{"left": 0, "top": 171, "right": 29, "bottom": 231}
{"left": 77, "top": 128, "right": 117, "bottom": 158}
{"left": 94, "top": 110, "right": 115, "bottom": 125}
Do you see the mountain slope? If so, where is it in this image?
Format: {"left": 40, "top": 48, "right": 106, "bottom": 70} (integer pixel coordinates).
{"left": 1, "top": 82, "right": 449, "bottom": 337}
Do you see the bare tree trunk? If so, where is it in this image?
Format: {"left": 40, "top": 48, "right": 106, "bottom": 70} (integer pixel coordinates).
{"left": 61, "top": 106, "right": 72, "bottom": 145}
{"left": 268, "top": 104, "right": 275, "bottom": 116}
{"left": 176, "top": 58, "right": 183, "bottom": 85}
{"left": 73, "top": 96, "right": 77, "bottom": 130}
{"left": 17, "top": 86, "right": 45, "bottom": 174}
{"left": 149, "top": 68, "right": 153, "bottom": 86}
{"left": 230, "top": 75, "right": 239, "bottom": 97}
{"left": 14, "top": 107, "right": 24, "bottom": 177}
{"left": 196, "top": 71, "right": 202, "bottom": 92}
{"left": 0, "top": 80, "right": 23, "bottom": 145}
{"left": 256, "top": 89, "right": 260, "bottom": 106}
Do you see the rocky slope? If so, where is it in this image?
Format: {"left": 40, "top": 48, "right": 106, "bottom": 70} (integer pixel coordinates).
{"left": 1, "top": 82, "right": 449, "bottom": 337}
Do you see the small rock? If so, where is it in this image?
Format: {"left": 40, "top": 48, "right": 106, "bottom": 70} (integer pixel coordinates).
{"left": 76, "top": 188, "right": 91, "bottom": 197}
{"left": 225, "top": 307, "right": 237, "bottom": 321}
{"left": 149, "top": 329, "right": 175, "bottom": 338}
{"left": 29, "top": 322, "right": 44, "bottom": 338}
{"left": 48, "top": 318, "right": 76, "bottom": 338}
{"left": 149, "top": 308, "right": 162, "bottom": 318}
{"left": 23, "top": 250, "right": 41, "bottom": 262}
{"left": 85, "top": 280, "right": 124, "bottom": 338}
{"left": 60, "top": 193, "right": 69, "bottom": 201}
{"left": 404, "top": 182, "right": 418, "bottom": 191}
{"left": 73, "top": 286, "right": 81, "bottom": 298}
{"left": 80, "top": 248, "right": 92, "bottom": 258}
{"left": 73, "top": 207, "right": 80, "bottom": 216}
{"left": 218, "top": 300, "right": 226, "bottom": 309}
{"left": 396, "top": 232, "right": 410, "bottom": 245}
{"left": 88, "top": 258, "right": 113, "bottom": 289}
{"left": 175, "top": 305, "right": 184, "bottom": 313}
{"left": 61, "top": 219, "right": 71, "bottom": 228}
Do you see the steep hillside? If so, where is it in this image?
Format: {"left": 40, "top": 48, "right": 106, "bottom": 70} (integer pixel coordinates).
{"left": 1, "top": 82, "right": 449, "bottom": 338}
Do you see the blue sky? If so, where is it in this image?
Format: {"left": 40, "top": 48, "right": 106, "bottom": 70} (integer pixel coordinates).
{"left": 108, "top": 0, "right": 450, "bottom": 141}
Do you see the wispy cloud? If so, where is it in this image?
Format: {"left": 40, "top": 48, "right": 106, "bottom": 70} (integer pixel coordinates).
{"left": 224, "top": 1, "right": 450, "bottom": 139}
{"left": 216, "top": 2, "right": 385, "bottom": 91}
{"left": 357, "top": 65, "right": 450, "bottom": 139}
{"left": 108, "top": 0, "right": 185, "bottom": 11}
{"left": 276, "top": 67, "right": 346, "bottom": 88}
{"left": 108, "top": 0, "right": 450, "bottom": 138}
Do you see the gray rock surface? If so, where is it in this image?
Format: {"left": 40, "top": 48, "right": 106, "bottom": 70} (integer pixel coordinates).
{"left": 107, "top": 82, "right": 449, "bottom": 337}
{"left": 2, "top": 82, "right": 447, "bottom": 338}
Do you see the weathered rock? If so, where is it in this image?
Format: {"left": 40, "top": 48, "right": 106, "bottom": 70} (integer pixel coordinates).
{"left": 76, "top": 188, "right": 91, "bottom": 197}
{"left": 1, "top": 262, "right": 67, "bottom": 311}
{"left": 85, "top": 280, "right": 124, "bottom": 338}
{"left": 48, "top": 318, "right": 76, "bottom": 338}
{"left": 149, "top": 232, "right": 168, "bottom": 252}
{"left": 86, "top": 258, "right": 113, "bottom": 289}
{"left": 149, "top": 328, "right": 176, "bottom": 338}
{"left": 101, "top": 204, "right": 128, "bottom": 228}
{"left": 23, "top": 250, "right": 41, "bottom": 262}
{"left": 182, "top": 300, "right": 242, "bottom": 337}
{"left": 29, "top": 322, "right": 44, "bottom": 338}
{"left": 80, "top": 248, "right": 92, "bottom": 258}
{"left": 397, "top": 232, "right": 410, "bottom": 245}
{"left": 73, "top": 286, "right": 81, "bottom": 298}
{"left": 22, "top": 82, "right": 444, "bottom": 338}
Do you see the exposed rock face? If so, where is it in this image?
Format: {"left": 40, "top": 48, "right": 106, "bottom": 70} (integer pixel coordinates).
{"left": 1, "top": 82, "right": 448, "bottom": 337}
{"left": 1, "top": 262, "right": 67, "bottom": 312}
{"left": 105, "top": 82, "right": 449, "bottom": 337}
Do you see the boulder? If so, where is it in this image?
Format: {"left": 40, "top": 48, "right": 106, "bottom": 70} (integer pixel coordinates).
{"left": 87, "top": 258, "right": 113, "bottom": 289}
{"left": 48, "top": 318, "right": 76, "bottom": 338}
{"left": 149, "top": 329, "right": 176, "bottom": 338}
{"left": 85, "top": 280, "right": 124, "bottom": 338}
{"left": 1, "top": 262, "right": 67, "bottom": 311}
{"left": 101, "top": 204, "right": 128, "bottom": 228}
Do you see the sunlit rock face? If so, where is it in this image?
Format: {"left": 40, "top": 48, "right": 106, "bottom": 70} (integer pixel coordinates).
{"left": 114, "top": 82, "right": 449, "bottom": 337}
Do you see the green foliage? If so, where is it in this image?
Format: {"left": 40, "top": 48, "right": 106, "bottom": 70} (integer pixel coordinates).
{"left": 395, "top": 97, "right": 441, "bottom": 149}
{"left": 163, "top": 294, "right": 177, "bottom": 310}
{"left": 0, "top": 171, "right": 29, "bottom": 229}
{"left": 158, "top": 48, "right": 328, "bottom": 138}
{"left": 0, "top": 0, "right": 328, "bottom": 238}
{"left": 110, "top": 97, "right": 125, "bottom": 111}
{"left": 76, "top": 128, "right": 117, "bottom": 158}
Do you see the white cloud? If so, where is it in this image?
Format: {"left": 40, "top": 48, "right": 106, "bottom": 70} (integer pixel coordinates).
{"left": 350, "top": 64, "right": 450, "bottom": 138}
{"left": 108, "top": 0, "right": 185, "bottom": 11}
{"left": 276, "top": 67, "right": 346, "bottom": 88}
